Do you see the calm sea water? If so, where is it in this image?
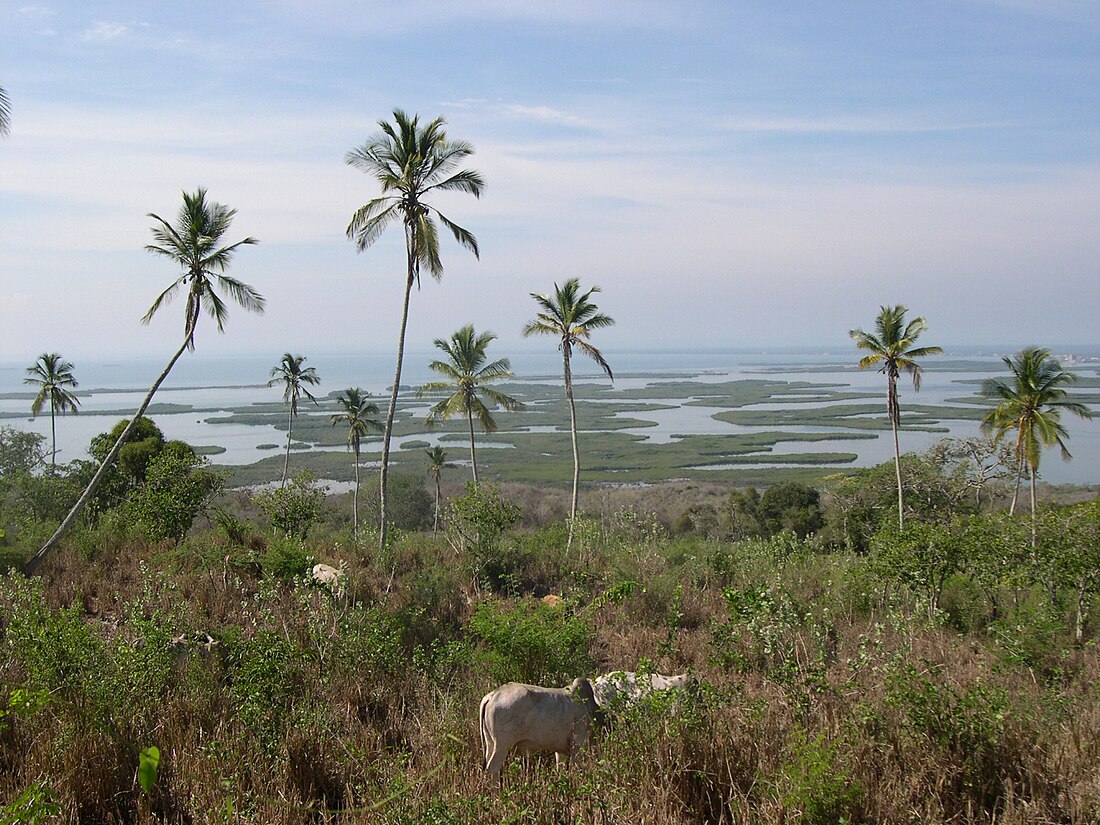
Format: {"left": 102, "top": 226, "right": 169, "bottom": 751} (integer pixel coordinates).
{"left": 3, "top": 349, "right": 1099, "bottom": 485}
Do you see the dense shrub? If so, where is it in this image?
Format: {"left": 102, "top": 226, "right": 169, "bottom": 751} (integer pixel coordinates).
{"left": 467, "top": 597, "right": 593, "bottom": 685}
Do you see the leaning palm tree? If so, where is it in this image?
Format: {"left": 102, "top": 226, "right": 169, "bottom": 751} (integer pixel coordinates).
{"left": 24, "top": 189, "right": 262, "bottom": 575}
{"left": 346, "top": 109, "right": 484, "bottom": 548}
{"left": 523, "top": 278, "right": 614, "bottom": 548}
{"left": 850, "top": 305, "right": 942, "bottom": 529}
{"left": 425, "top": 446, "right": 454, "bottom": 533}
{"left": 418, "top": 325, "right": 523, "bottom": 485}
{"left": 24, "top": 353, "right": 80, "bottom": 466}
{"left": 330, "top": 387, "right": 381, "bottom": 532}
{"left": 980, "top": 347, "right": 1093, "bottom": 548}
{"left": 268, "top": 354, "right": 321, "bottom": 486}
{"left": 0, "top": 84, "right": 11, "bottom": 137}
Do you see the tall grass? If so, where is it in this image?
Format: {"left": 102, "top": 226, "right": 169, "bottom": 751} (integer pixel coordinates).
{"left": 0, "top": 511, "right": 1097, "bottom": 824}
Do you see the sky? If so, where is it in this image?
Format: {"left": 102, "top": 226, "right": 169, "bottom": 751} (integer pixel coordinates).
{"left": 2, "top": 1, "right": 1100, "bottom": 363}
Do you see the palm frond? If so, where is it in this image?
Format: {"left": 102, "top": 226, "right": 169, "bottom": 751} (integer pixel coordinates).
{"left": 415, "top": 214, "right": 444, "bottom": 279}
{"left": 480, "top": 386, "right": 524, "bottom": 412}
{"left": 470, "top": 397, "right": 498, "bottom": 432}
{"left": 346, "top": 199, "right": 400, "bottom": 250}
{"left": 216, "top": 274, "right": 266, "bottom": 314}
{"left": 434, "top": 209, "right": 480, "bottom": 258}
{"left": 0, "top": 85, "right": 11, "bottom": 137}
{"left": 203, "top": 286, "right": 230, "bottom": 332}
{"left": 575, "top": 340, "right": 614, "bottom": 380}
{"left": 141, "top": 278, "right": 185, "bottom": 325}
{"left": 427, "top": 168, "right": 485, "bottom": 198}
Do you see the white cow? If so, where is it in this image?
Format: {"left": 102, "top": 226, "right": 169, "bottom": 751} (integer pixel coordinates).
{"left": 310, "top": 563, "right": 346, "bottom": 598}
{"left": 592, "top": 671, "right": 696, "bottom": 710}
{"left": 479, "top": 677, "right": 600, "bottom": 782}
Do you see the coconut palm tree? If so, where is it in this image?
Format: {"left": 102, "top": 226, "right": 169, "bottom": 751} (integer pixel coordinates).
{"left": 0, "top": 84, "right": 11, "bottom": 136}
{"left": 418, "top": 325, "right": 522, "bottom": 485}
{"left": 523, "top": 278, "right": 614, "bottom": 548}
{"left": 24, "top": 189, "right": 262, "bottom": 575}
{"left": 330, "top": 387, "right": 381, "bottom": 532}
{"left": 345, "top": 109, "right": 484, "bottom": 548}
{"left": 268, "top": 354, "right": 321, "bottom": 486}
{"left": 425, "top": 445, "right": 454, "bottom": 533}
{"left": 24, "top": 353, "right": 80, "bottom": 466}
{"left": 980, "top": 347, "right": 1093, "bottom": 548}
{"left": 849, "top": 305, "right": 942, "bottom": 529}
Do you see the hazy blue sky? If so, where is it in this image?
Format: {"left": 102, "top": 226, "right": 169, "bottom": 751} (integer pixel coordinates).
{"left": 2, "top": 1, "right": 1099, "bottom": 361}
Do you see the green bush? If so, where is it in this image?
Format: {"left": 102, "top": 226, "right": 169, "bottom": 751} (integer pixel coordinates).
{"left": 467, "top": 597, "right": 593, "bottom": 685}
{"left": 254, "top": 471, "right": 327, "bottom": 539}
{"left": 759, "top": 482, "right": 824, "bottom": 538}
{"left": 127, "top": 447, "right": 223, "bottom": 541}
{"left": 774, "top": 726, "right": 862, "bottom": 825}
{"left": 258, "top": 535, "right": 314, "bottom": 579}
{"left": 225, "top": 626, "right": 307, "bottom": 752}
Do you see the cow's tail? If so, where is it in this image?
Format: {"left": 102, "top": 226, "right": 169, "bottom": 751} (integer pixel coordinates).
{"left": 479, "top": 692, "right": 491, "bottom": 771}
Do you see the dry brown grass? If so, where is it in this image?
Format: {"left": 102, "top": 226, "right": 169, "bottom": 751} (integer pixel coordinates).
{"left": 0, "top": 521, "right": 1097, "bottom": 824}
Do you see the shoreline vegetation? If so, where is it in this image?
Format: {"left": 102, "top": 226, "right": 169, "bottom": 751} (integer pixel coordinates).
{"left": 8, "top": 359, "right": 1091, "bottom": 490}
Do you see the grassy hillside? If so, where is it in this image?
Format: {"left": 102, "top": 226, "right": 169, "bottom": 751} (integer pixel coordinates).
{"left": 1, "top": 486, "right": 1097, "bottom": 824}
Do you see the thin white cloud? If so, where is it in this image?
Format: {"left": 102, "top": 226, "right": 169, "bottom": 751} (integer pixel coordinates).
{"left": 267, "top": 0, "right": 681, "bottom": 33}
{"left": 80, "top": 21, "right": 128, "bottom": 41}
{"left": 721, "top": 114, "right": 1011, "bottom": 135}
{"left": 500, "top": 104, "right": 589, "bottom": 127}
{"left": 17, "top": 5, "right": 54, "bottom": 18}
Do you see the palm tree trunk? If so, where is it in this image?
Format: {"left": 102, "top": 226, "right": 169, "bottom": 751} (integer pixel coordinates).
{"left": 23, "top": 311, "right": 197, "bottom": 576}
{"left": 889, "top": 376, "right": 904, "bottom": 529}
{"left": 352, "top": 446, "right": 360, "bottom": 532}
{"left": 433, "top": 474, "right": 441, "bottom": 533}
{"left": 1010, "top": 455, "right": 1023, "bottom": 515}
{"left": 468, "top": 410, "right": 479, "bottom": 485}
{"left": 282, "top": 407, "right": 294, "bottom": 486}
{"left": 563, "top": 344, "right": 580, "bottom": 550}
{"left": 379, "top": 242, "right": 416, "bottom": 550}
{"left": 48, "top": 397, "right": 57, "bottom": 468}
{"left": 1029, "top": 462, "right": 1038, "bottom": 551}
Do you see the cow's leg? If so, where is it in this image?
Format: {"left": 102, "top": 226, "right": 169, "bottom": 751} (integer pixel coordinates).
{"left": 486, "top": 742, "right": 507, "bottom": 785}
{"left": 572, "top": 718, "right": 590, "bottom": 755}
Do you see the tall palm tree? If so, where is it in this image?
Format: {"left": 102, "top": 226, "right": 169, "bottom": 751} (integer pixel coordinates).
{"left": 425, "top": 446, "right": 454, "bottom": 533}
{"left": 24, "top": 189, "right": 262, "bottom": 575}
{"left": 330, "top": 387, "right": 381, "bottom": 532}
{"left": 24, "top": 353, "right": 80, "bottom": 466}
{"left": 980, "top": 347, "right": 1093, "bottom": 547}
{"left": 849, "top": 305, "right": 942, "bottom": 529}
{"left": 0, "top": 84, "right": 11, "bottom": 137}
{"left": 346, "top": 109, "right": 484, "bottom": 548}
{"left": 418, "top": 325, "right": 522, "bottom": 485}
{"left": 523, "top": 278, "right": 614, "bottom": 548}
{"left": 268, "top": 354, "right": 321, "bottom": 486}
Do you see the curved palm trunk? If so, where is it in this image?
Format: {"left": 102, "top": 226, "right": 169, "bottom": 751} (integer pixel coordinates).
{"left": 563, "top": 343, "right": 580, "bottom": 550}
{"left": 379, "top": 240, "right": 416, "bottom": 549}
{"left": 282, "top": 406, "right": 294, "bottom": 486}
{"left": 467, "top": 409, "right": 479, "bottom": 485}
{"left": 352, "top": 445, "right": 360, "bottom": 532}
{"left": 24, "top": 305, "right": 199, "bottom": 576}
{"left": 888, "top": 374, "right": 904, "bottom": 529}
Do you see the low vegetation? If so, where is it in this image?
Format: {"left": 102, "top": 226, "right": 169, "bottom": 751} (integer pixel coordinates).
{"left": 0, "top": 422, "right": 1098, "bottom": 824}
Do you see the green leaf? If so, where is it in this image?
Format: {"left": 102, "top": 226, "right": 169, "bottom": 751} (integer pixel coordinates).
{"left": 138, "top": 746, "right": 161, "bottom": 794}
